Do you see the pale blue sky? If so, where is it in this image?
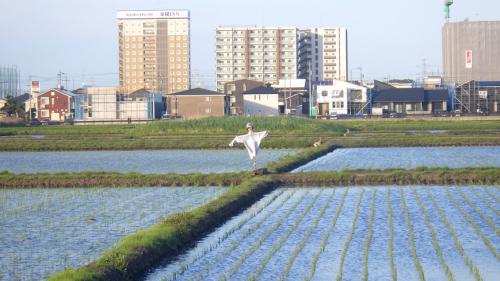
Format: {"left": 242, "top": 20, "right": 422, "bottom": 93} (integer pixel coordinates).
{"left": 0, "top": 0, "right": 498, "bottom": 91}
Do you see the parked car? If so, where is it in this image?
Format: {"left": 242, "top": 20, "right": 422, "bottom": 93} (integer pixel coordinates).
{"left": 477, "top": 108, "right": 489, "bottom": 116}
{"left": 389, "top": 112, "right": 404, "bottom": 118}
{"left": 452, "top": 110, "right": 462, "bottom": 117}
{"left": 433, "top": 110, "right": 450, "bottom": 117}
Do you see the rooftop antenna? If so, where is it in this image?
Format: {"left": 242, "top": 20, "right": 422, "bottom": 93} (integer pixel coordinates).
{"left": 444, "top": 0, "right": 454, "bottom": 22}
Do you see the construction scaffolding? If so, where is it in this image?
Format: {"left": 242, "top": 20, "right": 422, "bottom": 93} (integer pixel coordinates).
{"left": 0, "top": 65, "right": 20, "bottom": 99}
{"left": 74, "top": 88, "right": 163, "bottom": 123}
{"left": 454, "top": 81, "right": 500, "bottom": 114}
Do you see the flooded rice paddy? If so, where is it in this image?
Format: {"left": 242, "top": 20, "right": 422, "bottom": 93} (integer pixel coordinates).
{"left": 0, "top": 186, "right": 227, "bottom": 281}
{"left": 294, "top": 146, "right": 500, "bottom": 172}
{"left": 0, "top": 149, "right": 299, "bottom": 174}
{"left": 145, "top": 186, "right": 500, "bottom": 281}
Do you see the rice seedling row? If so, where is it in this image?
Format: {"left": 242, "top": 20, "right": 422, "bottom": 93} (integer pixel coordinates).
{"left": 412, "top": 188, "right": 455, "bottom": 281}
{"left": 362, "top": 189, "right": 377, "bottom": 281}
{"left": 247, "top": 189, "right": 324, "bottom": 281}
{"left": 387, "top": 189, "right": 397, "bottom": 281}
{"left": 303, "top": 188, "right": 349, "bottom": 281}
{"left": 456, "top": 187, "right": 499, "bottom": 235}
{"left": 400, "top": 188, "right": 426, "bottom": 281}
{"left": 482, "top": 187, "right": 500, "bottom": 203}
{"left": 427, "top": 189, "right": 484, "bottom": 281}
{"left": 216, "top": 191, "right": 310, "bottom": 281}
{"left": 335, "top": 189, "right": 365, "bottom": 281}
{"left": 469, "top": 188, "right": 500, "bottom": 217}
{"left": 164, "top": 189, "right": 291, "bottom": 281}
{"left": 275, "top": 189, "right": 337, "bottom": 281}
{"left": 445, "top": 188, "right": 499, "bottom": 260}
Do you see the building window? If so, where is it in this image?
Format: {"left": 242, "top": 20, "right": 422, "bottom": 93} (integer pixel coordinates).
{"left": 41, "top": 110, "right": 49, "bottom": 117}
{"left": 340, "top": 101, "right": 344, "bottom": 108}
{"left": 332, "top": 102, "right": 336, "bottom": 108}
{"left": 205, "top": 96, "right": 212, "bottom": 102}
{"left": 41, "top": 97, "right": 49, "bottom": 106}
{"left": 321, "top": 91, "right": 328, "bottom": 97}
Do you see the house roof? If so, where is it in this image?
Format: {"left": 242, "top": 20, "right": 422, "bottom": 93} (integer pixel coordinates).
{"left": 372, "top": 88, "right": 424, "bottom": 103}
{"left": 172, "top": 88, "right": 226, "bottom": 96}
{"left": 13, "top": 93, "right": 30, "bottom": 103}
{"left": 425, "top": 89, "right": 448, "bottom": 102}
{"left": 129, "top": 88, "right": 153, "bottom": 98}
{"left": 372, "top": 88, "right": 448, "bottom": 103}
{"left": 41, "top": 88, "right": 76, "bottom": 97}
{"left": 242, "top": 85, "right": 277, "bottom": 95}
{"left": 373, "top": 80, "right": 396, "bottom": 91}
{"left": 477, "top": 81, "right": 500, "bottom": 87}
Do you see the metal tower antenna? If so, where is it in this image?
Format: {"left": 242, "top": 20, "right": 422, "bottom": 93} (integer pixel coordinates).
{"left": 444, "top": 0, "right": 454, "bottom": 22}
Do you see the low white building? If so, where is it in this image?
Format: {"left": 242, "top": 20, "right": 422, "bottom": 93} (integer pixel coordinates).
{"left": 243, "top": 85, "right": 280, "bottom": 116}
{"left": 316, "top": 80, "right": 369, "bottom": 116}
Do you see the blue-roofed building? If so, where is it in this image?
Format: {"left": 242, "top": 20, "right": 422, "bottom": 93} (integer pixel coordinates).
{"left": 371, "top": 81, "right": 449, "bottom": 115}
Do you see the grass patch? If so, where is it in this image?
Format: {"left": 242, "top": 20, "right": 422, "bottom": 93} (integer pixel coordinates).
{"left": 276, "top": 167, "right": 500, "bottom": 186}
{"left": 0, "top": 171, "right": 248, "bottom": 188}
{"left": 1, "top": 117, "right": 498, "bottom": 150}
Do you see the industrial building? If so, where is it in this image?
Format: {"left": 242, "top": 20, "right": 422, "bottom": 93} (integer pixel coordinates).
{"left": 298, "top": 28, "right": 348, "bottom": 83}
{"left": 117, "top": 10, "right": 190, "bottom": 95}
{"left": 442, "top": 20, "right": 500, "bottom": 114}
{"left": 442, "top": 21, "right": 500, "bottom": 84}
{"left": 215, "top": 26, "right": 298, "bottom": 92}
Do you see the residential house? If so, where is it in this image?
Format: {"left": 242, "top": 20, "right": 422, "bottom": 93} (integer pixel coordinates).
{"left": 167, "top": 88, "right": 229, "bottom": 119}
{"left": 37, "top": 88, "right": 75, "bottom": 121}
{"left": 315, "top": 80, "right": 369, "bottom": 116}
{"left": 242, "top": 85, "right": 280, "bottom": 116}
{"left": 273, "top": 79, "right": 309, "bottom": 115}
{"left": 224, "top": 79, "right": 264, "bottom": 115}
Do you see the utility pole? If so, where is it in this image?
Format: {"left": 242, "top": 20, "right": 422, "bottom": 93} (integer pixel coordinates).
{"left": 308, "top": 61, "right": 313, "bottom": 118}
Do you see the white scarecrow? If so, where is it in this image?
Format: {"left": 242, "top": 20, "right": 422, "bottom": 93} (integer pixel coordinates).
{"left": 229, "top": 123, "right": 268, "bottom": 172}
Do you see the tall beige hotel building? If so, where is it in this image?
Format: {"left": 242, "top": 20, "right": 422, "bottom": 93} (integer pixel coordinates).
{"left": 117, "top": 10, "right": 190, "bottom": 94}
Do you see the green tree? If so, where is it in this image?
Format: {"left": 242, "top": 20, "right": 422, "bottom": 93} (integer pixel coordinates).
{"left": 1, "top": 96, "right": 22, "bottom": 117}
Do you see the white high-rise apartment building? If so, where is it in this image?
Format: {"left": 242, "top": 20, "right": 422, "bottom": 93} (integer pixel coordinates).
{"left": 298, "top": 28, "right": 348, "bottom": 82}
{"left": 117, "top": 10, "right": 190, "bottom": 94}
{"left": 216, "top": 27, "right": 298, "bottom": 92}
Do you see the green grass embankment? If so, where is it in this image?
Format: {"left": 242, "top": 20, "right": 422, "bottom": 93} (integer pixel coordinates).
{"left": 49, "top": 176, "right": 277, "bottom": 281}
{"left": 266, "top": 143, "right": 337, "bottom": 173}
{"left": 276, "top": 167, "right": 500, "bottom": 186}
{"left": 2, "top": 117, "right": 499, "bottom": 151}
{"left": 0, "top": 171, "right": 247, "bottom": 188}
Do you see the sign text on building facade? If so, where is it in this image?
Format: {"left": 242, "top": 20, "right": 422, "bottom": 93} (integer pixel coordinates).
{"left": 117, "top": 10, "right": 189, "bottom": 19}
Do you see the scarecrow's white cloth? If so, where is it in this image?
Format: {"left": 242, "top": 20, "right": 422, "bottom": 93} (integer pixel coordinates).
{"left": 229, "top": 131, "right": 268, "bottom": 160}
